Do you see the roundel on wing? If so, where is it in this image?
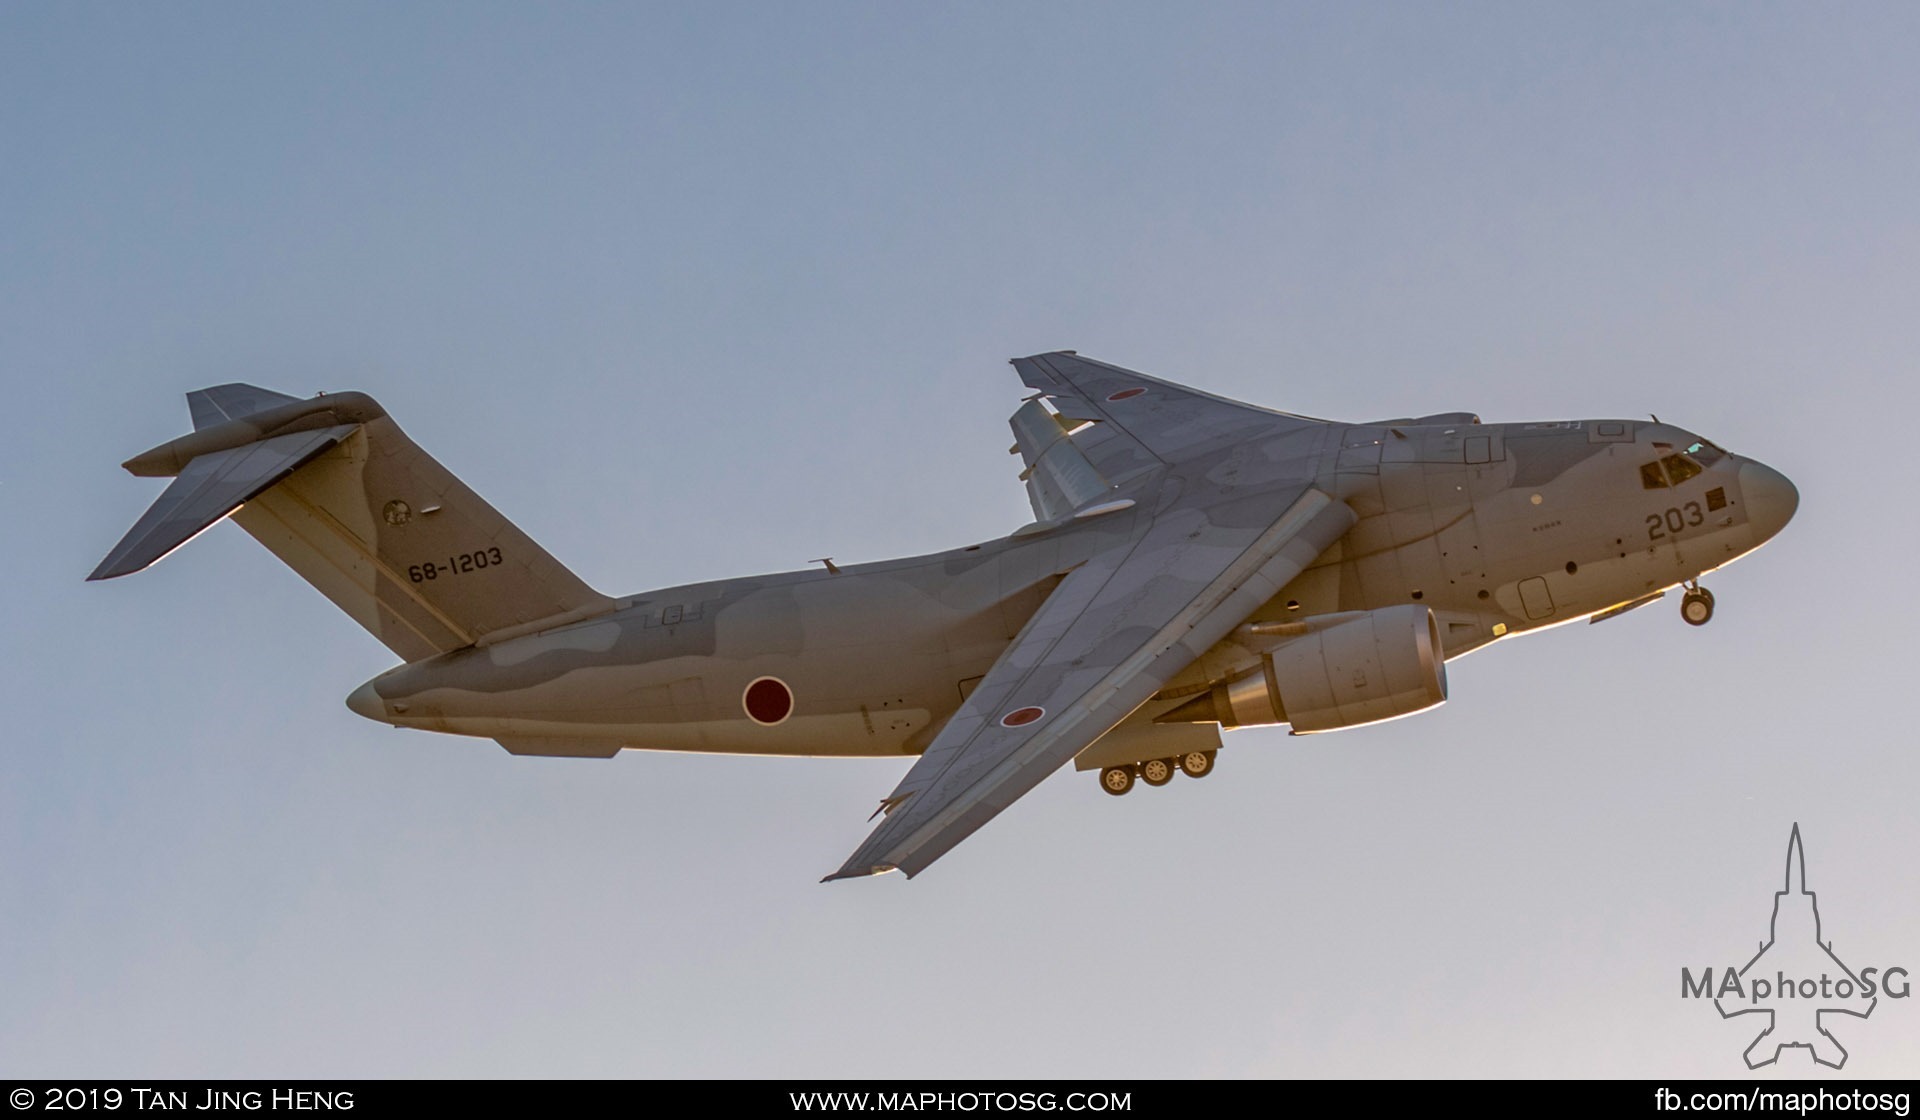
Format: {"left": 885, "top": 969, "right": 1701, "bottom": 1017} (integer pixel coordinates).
{"left": 743, "top": 677, "right": 794, "bottom": 725}
{"left": 1106, "top": 387, "right": 1147, "bottom": 401}
{"left": 1000, "top": 706, "right": 1046, "bottom": 728}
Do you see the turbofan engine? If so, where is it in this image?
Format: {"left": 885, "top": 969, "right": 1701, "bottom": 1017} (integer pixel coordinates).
{"left": 1158, "top": 604, "right": 1448, "bottom": 733}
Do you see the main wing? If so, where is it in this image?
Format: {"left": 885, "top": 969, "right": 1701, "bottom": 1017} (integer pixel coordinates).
{"left": 1012, "top": 351, "right": 1325, "bottom": 473}
{"left": 1005, "top": 351, "right": 1328, "bottom": 523}
{"left": 827, "top": 483, "right": 1354, "bottom": 881}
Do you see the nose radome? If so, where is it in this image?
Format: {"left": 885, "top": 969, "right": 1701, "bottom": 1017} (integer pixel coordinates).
{"left": 1740, "top": 461, "right": 1799, "bottom": 544}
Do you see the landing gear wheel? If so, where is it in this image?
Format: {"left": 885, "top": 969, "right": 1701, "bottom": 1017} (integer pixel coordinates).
{"left": 1140, "top": 758, "right": 1175, "bottom": 787}
{"left": 1681, "top": 587, "right": 1715, "bottom": 627}
{"left": 1100, "top": 765, "right": 1136, "bottom": 796}
{"left": 1178, "top": 750, "right": 1217, "bottom": 779}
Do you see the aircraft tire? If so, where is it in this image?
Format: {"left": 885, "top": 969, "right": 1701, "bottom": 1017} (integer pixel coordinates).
{"left": 1100, "top": 765, "right": 1136, "bottom": 796}
{"left": 1681, "top": 589, "right": 1714, "bottom": 626}
{"left": 1178, "top": 750, "right": 1216, "bottom": 779}
{"left": 1140, "top": 758, "right": 1174, "bottom": 787}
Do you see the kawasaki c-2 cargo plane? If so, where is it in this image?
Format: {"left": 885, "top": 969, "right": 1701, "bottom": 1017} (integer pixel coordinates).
{"left": 93, "top": 353, "right": 1797, "bottom": 880}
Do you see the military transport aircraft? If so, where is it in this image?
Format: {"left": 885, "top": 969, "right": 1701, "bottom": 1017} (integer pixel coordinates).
{"left": 92, "top": 353, "right": 1797, "bottom": 881}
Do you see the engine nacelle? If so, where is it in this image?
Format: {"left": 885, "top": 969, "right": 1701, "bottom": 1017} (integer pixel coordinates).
{"left": 1164, "top": 605, "right": 1448, "bottom": 733}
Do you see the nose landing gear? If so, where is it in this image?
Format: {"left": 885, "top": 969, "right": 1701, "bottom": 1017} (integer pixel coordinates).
{"left": 1680, "top": 582, "right": 1715, "bottom": 626}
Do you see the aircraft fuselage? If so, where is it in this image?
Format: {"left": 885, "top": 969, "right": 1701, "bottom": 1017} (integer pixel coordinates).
{"left": 346, "top": 417, "right": 1795, "bottom": 756}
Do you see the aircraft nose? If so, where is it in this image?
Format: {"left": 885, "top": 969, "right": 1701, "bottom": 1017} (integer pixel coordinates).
{"left": 1739, "top": 460, "right": 1799, "bottom": 545}
{"left": 345, "top": 680, "right": 386, "bottom": 721}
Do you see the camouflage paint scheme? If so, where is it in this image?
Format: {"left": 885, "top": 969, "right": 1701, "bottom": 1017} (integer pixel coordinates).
{"left": 93, "top": 354, "right": 1798, "bottom": 880}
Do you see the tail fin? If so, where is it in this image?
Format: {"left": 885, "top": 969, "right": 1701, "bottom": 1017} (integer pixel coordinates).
{"left": 93, "top": 386, "right": 613, "bottom": 662}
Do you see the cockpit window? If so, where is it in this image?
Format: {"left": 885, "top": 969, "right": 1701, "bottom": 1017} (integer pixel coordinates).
{"left": 1642, "top": 452, "right": 1710, "bottom": 489}
{"left": 1685, "top": 440, "right": 1727, "bottom": 468}
{"left": 1661, "top": 453, "right": 1704, "bottom": 486}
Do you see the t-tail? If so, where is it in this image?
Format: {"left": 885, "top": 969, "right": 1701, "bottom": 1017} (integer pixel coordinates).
{"left": 91, "top": 384, "right": 613, "bottom": 661}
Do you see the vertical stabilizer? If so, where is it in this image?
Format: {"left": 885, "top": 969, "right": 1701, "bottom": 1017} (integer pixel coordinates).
{"left": 95, "top": 388, "right": 614, "bottom": 662}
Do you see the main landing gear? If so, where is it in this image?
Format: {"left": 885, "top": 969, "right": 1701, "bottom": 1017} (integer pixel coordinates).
{"left": 1100, "top": 750, "right": 1218, "bottom": 796}
{"left": 1680, "top": 581, "right": 1716, "bottom": 627}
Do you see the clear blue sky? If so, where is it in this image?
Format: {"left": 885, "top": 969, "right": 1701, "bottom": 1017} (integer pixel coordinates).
{"left": 4, "top": 3, "right": 1916, "bottom": 1076}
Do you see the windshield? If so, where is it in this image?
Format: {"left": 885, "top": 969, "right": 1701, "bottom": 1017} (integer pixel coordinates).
{"left": 1662, "top": 453, "right": 1703, "bottom": 485}
{"left": 1642, "top": 450, "right": 1713, "bottom": 489}
{"left": 1685, "top": 440, "right": 1727, "bottom": 468}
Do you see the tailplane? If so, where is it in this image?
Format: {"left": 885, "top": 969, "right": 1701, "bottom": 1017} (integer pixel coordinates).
{"left": 93, "top": 386, "right": 613, "bottom": 661}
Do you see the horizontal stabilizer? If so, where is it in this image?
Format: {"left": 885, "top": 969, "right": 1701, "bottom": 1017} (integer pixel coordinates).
{"left": 89, "top": 425, "right": 359, "bottom": 581}
{"left": 187, "top": 383, "right": 302, "bottom": 431}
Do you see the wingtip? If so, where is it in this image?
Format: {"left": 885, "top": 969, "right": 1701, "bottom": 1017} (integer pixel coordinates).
{"left": 86, "top": 557, "right": 137, "bottom": 582}
{"left": 820, "top": 863, "right": 898, "bottom": 884}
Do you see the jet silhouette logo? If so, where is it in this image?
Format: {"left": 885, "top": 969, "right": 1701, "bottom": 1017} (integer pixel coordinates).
{"left": 1680, "top": 825, "right": 1910, "bottom": 1069}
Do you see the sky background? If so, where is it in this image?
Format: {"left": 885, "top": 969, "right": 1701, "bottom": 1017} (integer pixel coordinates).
{"left": 4, "top": 3, "right": 1917, "bottom": 1078}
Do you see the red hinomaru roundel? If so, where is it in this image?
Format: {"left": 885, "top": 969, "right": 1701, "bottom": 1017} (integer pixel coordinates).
{"left": 1000, "top": 706, "right": 1045, "bottom": 728}
{"left": 743, "top": 677, "right": 793, "bottom": 725}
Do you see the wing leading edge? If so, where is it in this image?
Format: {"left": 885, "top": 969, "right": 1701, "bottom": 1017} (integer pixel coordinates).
{"left": 826, "top": 484, "right": 1355, "bottom": 881}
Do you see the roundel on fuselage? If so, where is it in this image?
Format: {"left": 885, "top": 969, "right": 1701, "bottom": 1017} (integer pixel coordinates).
{"left": 743, "top": 677, "right": 793, "bottom": 726}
